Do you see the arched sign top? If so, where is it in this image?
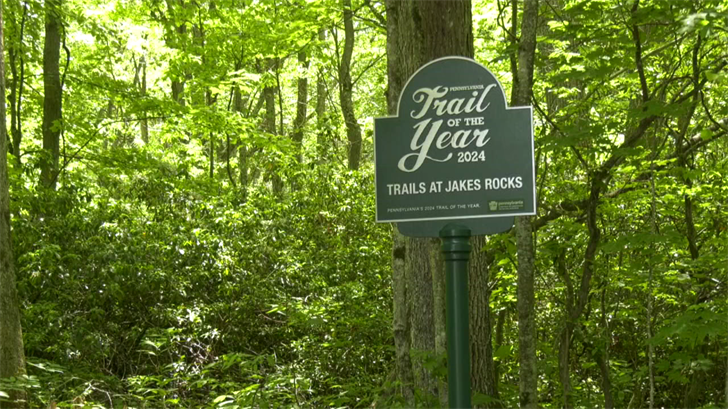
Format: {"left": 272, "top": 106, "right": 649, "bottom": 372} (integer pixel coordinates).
{"left": 374, "top": 56, "right": 535, "bottom": 234}
{"left": 394, "top": 56, "right": 511, "bottom": 119}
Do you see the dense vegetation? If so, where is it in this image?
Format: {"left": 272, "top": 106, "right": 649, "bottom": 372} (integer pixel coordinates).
{"left": 0, "top": 0, "right": 726, "bottom": 408}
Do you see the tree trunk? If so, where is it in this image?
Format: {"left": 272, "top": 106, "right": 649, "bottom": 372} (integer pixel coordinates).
{"left": 599, "top": 288, "right": 614, "bottom": 409}
{"left": 209, "top": 131, "right": 214, "bottom": 179}
{"left": 8, "top": 45, "right": 18, "bottom": 161}
{"left": 9, "top": 3, "right": 26, "bottom": 166}
{"left": 391, "top": 229, "right": 414, "bottom": 405}
{"left": 493, "top": 308, "right": 507, "bottom": 388}
{"left": 339, "top": 0, "right": 362, "bottom": 171}
{"left": 386, "top": 2, "right": 502, "bottom": 407}
{"left": 558, "top": 325, "right": 573, "bottom": 408}
{"left": 385, "top": 1, "right": 419, "bottom": 400}
{"left": 233, "top": 86, "right": 248, "bottom": 199}
{"left": 140, "top": 55, "right": 149, "bottom": 143}
{"left": 0, "top": 0, "right": 27, "bottom": 403}
{"left": 170, "top": 15, "right": 187, "bottom": 106}
{"left": 406, "top": 237, "right": 438, "bottom": 403}
{"left": 171, "top": 33, "right": 186, "bottom": 106}
{"left": 263, "top": 59, "right": 282, "bottom": 196}
{"left": 596, "top": 348, "right": 614, "bottom": 409}
{"left": 41, "top": 0, "right": 63, "bottom": 189}
{"left": 469, "top": 240, "right": 499, "bottom": 408}
{"left": 723, "top": 358, "right": 728, "bottom": 409}
{"left": 206, "top": 88, "right": 215, "bottom": 179}
{"left": 172, "top": 77, "right": 185, "bottom": 106}
{"left": 512, "top": 0, "right": 539, "bottom": 407}
{"left": 316, "top": 29, "right": 327, "bottom": 163}
{"left": 292, "top": 48, "right": 309, "bottom": 164}
{"left": 431, "top": 238, "right": 448, "bottom": 407}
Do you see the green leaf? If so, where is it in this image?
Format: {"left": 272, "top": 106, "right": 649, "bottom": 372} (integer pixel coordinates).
{"left": 213, "top": 395, "right": 230, "bottom": 404}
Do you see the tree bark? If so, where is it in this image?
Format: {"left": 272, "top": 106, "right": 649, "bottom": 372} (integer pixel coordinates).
{"left": 233, "top": 86, "right": 248, "bottom": 199}
{"left": 469, "top": 240, "right": 499, "bottom": 408}
{"left": 385, "top": 1, "right": 419, "bottom": 400}
{"left": 292, "top": 48, "right": 309, "bottom": 164}
{"left": 493, "top": 308, "right": 507, "bottom": 388}
{"left": 391, "top": 229, "right": 414, "bottom": 405}
{"left": 170, "top": 5, "right": 187, "bottom": 107}
{"left": 171, "top": 22, "right": 187, "bottom": 106}
{"left": 263, "top": 59, "right": 282, "bottom": 196}
{"left": 8, "top": 45, "right": 17, "bottom": 158}
{"left": 677, "top": 37, "right": 708, "bottom": 409}
{"left": 512, "top": 0, "right": 539, "bottom": 407}
{"left": 386, "top": 1, "right": 502, "bottom": 407}
{"left": 8, "top": 4, "right": 26, "bottom": 166}
{"left": 558, "top": 325, "right": 572, "bottom": 408}
{"left": 339, "top": 0, "right": 362, "bottom": 171}
{"left": 598, "top": 284, "right": 614, "bottom": 409}
{"left": 41, "top": 0, "right": 63, "bottom": 189}
{"left": 140, "top": 55, "right": 149, "bottom": 143}
{"left": 407, "top": 237, "right": 438, "bottom": 402}
{"left": 0, "top": 0, "right": 27, "bottom": 403}
{"left": 431, "top": 238, "right": 448, "bottom": 407}
{"left": 596, "top": 346, "right": 614, "bottom": 409}
{"left": 725, "top": 352, "right": 728, "bottom": 409}
{"left": 316, "top": 29, "right": 327, "bottom": 163}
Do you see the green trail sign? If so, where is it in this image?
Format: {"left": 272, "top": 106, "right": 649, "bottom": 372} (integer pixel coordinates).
{"left": 374, "top": 57, "right": 535, "bottom": 231}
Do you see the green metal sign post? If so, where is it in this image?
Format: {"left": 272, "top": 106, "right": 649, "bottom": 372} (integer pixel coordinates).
{"left": 374, "top": 56, "right": 535, "bottom": 408}
{"left": 441, "top": 223, "right": 472, "bottom": 409}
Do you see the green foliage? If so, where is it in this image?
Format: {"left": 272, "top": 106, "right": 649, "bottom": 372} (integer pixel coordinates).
{"left": 2, "top": 0, "right": 727, "bottom": 407}
{"left": 10, "top": 158, "right": 392, "bottom": 407}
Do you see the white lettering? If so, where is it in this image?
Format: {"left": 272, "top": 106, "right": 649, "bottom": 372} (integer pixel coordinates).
{"left": 398, "top": 118, "right": 452, "bottom": 172}
{"left": 410, "top": 87, "right": 449, "bottom": 119}
{"left": 409, "top": 84, "right": 498, "bottom": 119}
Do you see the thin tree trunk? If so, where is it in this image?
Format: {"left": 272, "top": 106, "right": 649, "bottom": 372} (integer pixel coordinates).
{"left": 240, "top": 92, "right": 264, "bottom": 196}
{"left": 679, "top": 37, "right": 708, "bottom": 409}
{"left": 558, "top": 326, "right": 572, "bottom": 408}
{"left": 206, "top": 88, "right": 215, "bottom": 179}
{"left": 599, "top": 288, "right": 614, "bottom": 409}
{"left": 209, "top": 132, "right": 214, "bottom": 179}
{"left": 596, "top": 346, "right": 614, "bottom": 409}
{"left": 8, "top": 45, "right": 17, "bottom": 159}
{"left": 140, "top": 55, "right": 149, "bottom": 143}
{"left": 316, "top": 29, "right": 327, "bottom": 163}
{"left": 41, "top": 0, "right": 63, "bottom": 189}
{"left": 512, "top": 0, "right": 539, "bottom": 407}
{"left": 509, "top": 0, "right": 519, "bottom": 105}
{"left": 263, "top": 59, "right": 282, "bottom": 196}
{"left": 725, "top": 352, "right": 727, "bottom": 409}
{"left": 494, "top": 308, "right": 507, "bottom": 387}
{"left": 172, "top": 79, "right": 185, "bottom": 105}
{"left": 0, "top": 0, "right": 27, "bottom": 403}
{"left": 171, "top": 19, "right": 187, "bottom": 106}
{"left": 292, "top": 48, "right": 309, "bottom": 164}
{"left": 339, "top": 0, "right": 362, "bottom": 171}
{"left": 233, "top": 86, "right": 248, "bottom": 198}
{"left": 9, "top": 3, "right": 26, "bottom": 166}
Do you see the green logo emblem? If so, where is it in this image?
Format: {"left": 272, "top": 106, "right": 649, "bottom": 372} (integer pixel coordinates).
{"left": 488, "top": 201, "right": 498, "bottom": 211}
